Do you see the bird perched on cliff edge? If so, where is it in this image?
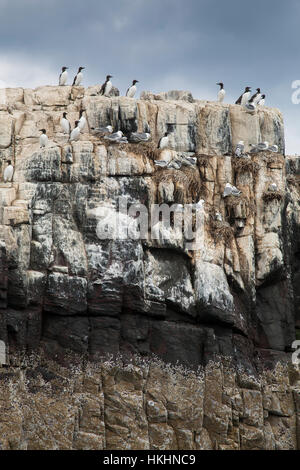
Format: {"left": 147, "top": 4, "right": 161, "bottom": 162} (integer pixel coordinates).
{"left": 78, "top": 110, "right": 87, "bottom": 131}
{"left": 39, "top": 129, "right": 48, "bottom": 148}
{"left": 234, "top": 141, "right": 245, "bottom": 157}
{"left": 59, "top": 67, "right": 68, "bottom": 86}
{"left": 126, "top": 80, "right": 139, "bottom": 98}
{"left": 249, "top": 88, "right": 262, "bottom": 105}
{"left": 99, "top": 75, "right": 113, "bottom": 97}
{"left": 129, "top": 132, "right": 150, "bottom": 143}
{"left": 72, "top": 67, "right": 85, "bottom": 86}
{"left": 60, "top": 112, "right": 71, "bottom": 134}
{"left": 235, "top": 87, "right": 251, "bottom": 105}
{"left": 90, "top": 125, "right": 113, "bottom": 136}
{"left": 4, "top": 160, "right": 14, "bottom": 182}
{"left": 217, "top": 83, "right": 225, "bottom": 102}
{"left": 104, "top": 130, "right": 123, "bottom": 142}
{"left": 257, "top": 94, "right": 266, "bottom": 106}
{"left": 70, "top": 121, "right": 81, "bottom": 141}
{"left": 158, "top": 132, "right": 171, "bottom": 149}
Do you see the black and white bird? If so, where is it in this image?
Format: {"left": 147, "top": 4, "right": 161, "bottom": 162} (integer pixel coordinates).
{"left": 154, "top": 160, "right": 169, "bottom": 168}
{"left": 78, "top": 110, "right": 86, "bottom": 131}
{"left": 269, "top": 183, "right": 278, "bottom": 192}
{"left": 257, "top": 141, "right": 269, "bottom": 151}
{"left": 104, "top": 130, "right": 123, "bottom": 142}
{"left": 235, "top": 141, "right": 245, "bottom": 157}
{"left": 217, "top": 82, "right": 225, "bottom": 102}
{"left": 72, "top": 67, "right": 85, "bottom": 86}
{"left": 59, "top": 67, "right": 68, "bottom": 86}
{"left": 158, "top": 132, "right": 170, "bottom": 149}
{"left": 257, "top": 94, "right": 266, "bottom": 106}
{"left": 180, "top": 155, "right": 197, "bottom": 166}
{"left": 99, "top": 75, "right": 113, "bottom": 97}
{"left": 215, "top": 212, "right": 223, "bottom": 222}
{"left": 70, "top": 121, "right": 81, "bottom": 141}
{"left": 3, "top": 160, "right": 14, "bottom": 182}
{"left": 129, "top": 132, "right": 151, "bottom": 143}
{"left": 235, "top": 87, "right": 251, "bottom": 105}
{"left": 39, "top": 129, "right": 48, "bottom": 148}
{"left": 90, "top": 125, "right": 113, "bottom": 136}
{"left": 267, "top": 144, "right": 278, "bottom": 153}
{"left": 167, "top": 159, "right": 181, "bottom": 170}
{"left": 223, "top": 183, "right": 242, "bottom": 197}
{"left": 249, "top": 88, "right": 262, "bottom": 105}
{"left": 244, "top": 102, "right": 256, "bottom": 112}
{"left": 60, "top": 112, "right": 71, "bottom": 134}
{"left": 126, "top": 80, "right": 139, "bottom": 98}
{"left": 194, "top": 199, "right": 205, "bottom": 210}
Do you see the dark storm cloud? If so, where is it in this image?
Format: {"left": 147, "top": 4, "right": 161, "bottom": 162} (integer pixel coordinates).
{"left": 0, "top": 0, "right": 300, "bottom": 151}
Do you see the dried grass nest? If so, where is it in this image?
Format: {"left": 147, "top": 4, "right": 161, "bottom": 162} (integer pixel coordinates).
{"left": 153, "top": 166, "right": 204, "bottom": 202}
{"left": 233, "top": 158, "right": 260, "bottom": 175}
{"left": 262, "top": 190, "right": 284, "bottom": 203}
{"left": 209, "top": 218, "right": 234, "bottom": 244}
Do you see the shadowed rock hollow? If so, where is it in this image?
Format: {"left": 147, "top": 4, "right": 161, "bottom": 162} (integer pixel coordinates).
{"left": 0, "top": 86, "right": 299, "bottom": 450}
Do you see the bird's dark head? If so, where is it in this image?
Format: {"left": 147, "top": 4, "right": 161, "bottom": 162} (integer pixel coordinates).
{"left": 217, "top": 82, "right": 224, "bottom": 88}
{"left": 63, "top": 112, "right": 67, "bottom": 118}
{"left": 79, "top": 67, "right": 85, "bottom": 71}
{"left": 40, "top": 129, "right": 46, "bottom": 133}
{"left": 7, "top": 160, "right": 11, "bottom": 165}
{"left": 75, "top": 121, "right": 80, "bottom": 127}
{"left": 256, "top": 88, "right": 261, "bottom": 92}
{"left": 261, "top": 94, "right": 266, "bottom": 99}
{"left": 62, "top": 67, "right": 68, "bottom": 71}
{"left": 165, "top": 132, "right": 170, "bottom": 136}
{"left": 245, "top": 87, "right": 251, "bottom": 92}
{"left": 107, "top": 75, "right": 113, "bottom": 80}
{"left": 133, "top": 80, "right": 139, "bottom": 85}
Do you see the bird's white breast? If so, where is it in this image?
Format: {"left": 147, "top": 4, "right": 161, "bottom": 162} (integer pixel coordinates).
{"left": 4, "top": 165, "right": 13, "bottom": 182}
{"left": 127, "top": 85, "right": 136, "bottom": 98}
{"left": 70, "top": 128, "right": 80, "bottom": 141}
{"left": 105, "top": 81, "right": 112, "bottom": 96}
{"left": 218, "top": 89, "right": 225, "bottom": 102}
{"left": 78, "top": 116, "right": 86, "bottom": 130}
{"left": 59, "top": 71, "right": 68, "bottom": 85}
{"left": 159, "top": 136, "right": 169, "bottom": 149}
{"left": 60, "top": 118, "right": 70, "bottom": 133}
{"left": 75, "top": 72, "right": 83, "bottom": 86}
{"left": 241, "top": 92, "right": 251, "bottom": 105}
{"left": 40, "top": 134, "right": 48, "bottom": 146}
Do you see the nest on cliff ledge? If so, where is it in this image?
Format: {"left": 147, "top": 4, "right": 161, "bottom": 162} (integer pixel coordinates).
{"left": 262, "top": 190, "right": 283, "bottom": 203}
{"left": 233, "top": 158, "right": 260, "bottom": 175}
{"left": 153, "top": 166, "right": 204, "bottom": 203}
{"left": 195, "top": 154, "right": 213, "bottom": 168}
{"left": 209, "top": 217, "right": 234, "bottom": 244}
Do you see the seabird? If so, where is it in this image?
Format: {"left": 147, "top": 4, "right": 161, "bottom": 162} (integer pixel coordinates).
{"left": 3, "top": 160, "right": 14, "bottom": 182}
{"left": 217, "top": 82, "right": 225, "bottom": 102}
{"left": 59, "top": 67, "right": 68, "bottom": 86}
{"left": 72, "top": 67, "right": 85, "bottom": 86}
{"left": 78, "top": 110, "right": 87, "bottom": 131}
{"left": 267, "top": 144, "right": 278, "bottom": 153}
{"left": 257, "top": 141, "right": 269, "bottom": 151}
{"left": 118, "top": 136, "right": 128, "bottom": 144}
{"left": 223, "top": 183, "right": 241, "bottom": 197}
{"left": 104, "top": 130, "right": 123, "bottom": 142}
{"left": 126, "top": 80, "right": 139, "bottom": 98}
{"left": 158, "top": 132, "right": 170, "bottom": 149}
{"left": 167, "top": 159, "right": 182, "bottom": 170}
{"left": 70, "top": 121, "right": 81, "bottom": 141}
{"left": 129, "top": 132, "right": 151, "bottom": 143}
{"left": 269, "top": 183, "right": 278, "bottom": 191}
{"left": 244, "top": 102, "right": 256, "bottom": 112}
{"left": 99, "top": 75, "right": 113, "bottom": 97}
{"left": 154, "top": 160, "right": 168, "bottom": 168}
{"left": 180, "top": 155, "right": 197, "bottom": 166}
{"left": 60, "top": 112, "right": 71, "bottom": 134}
{"left": 249, "top": 88, "right": 262, "bottom": 105}
{"left": 249, "top": 144, "right": 259, "bottom": 153}
{"left": 90, "top": 125, "right": 113, "bottom": 136}
{"left": 215, "top": 212, "right": 223, "bottom": 222}
{"left": 39, "top": 129, "right": 48, "bottom": 148}
{"left": 257, "top": 94, "right": 265, "bottom": 106}
{"left": 194, "top": 199, "right": 205, "bottom": 210}
{"left": 235, "top": 141, "right": 245, "bottom": 157}
{"left": 235, "top": 87, "right": 251, "bottom": 105}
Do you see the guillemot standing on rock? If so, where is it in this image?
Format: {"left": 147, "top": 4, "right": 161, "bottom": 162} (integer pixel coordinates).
{"left": 4, "top": 160, "right": 14, "bottom": 182}
{"left": 60, "top": 112, "right": 71, "bottom": 134}
{"left": 100, "top": 75, "right": 113, "bottom": 97}
{"left": 258, "top": 94, "right": 265, "bottom": 106}
{"left": 39, "top": 129, "right": 48, "bottom": 148}
{"left": 78, "top": 110, "right": 86, "bottom": 131}
{"left": 158, "top": 132, "right": 170, "bottom": 149}
{"left": 217, "top": 83, "right": 225, "bottom": 102}
{"left": 126, "top": 80, "right": 139, "bottom": 98}
{"left": 235, "top": 87, "right": 251, "bottom": 105}
{"left": 249, "top": 88, "right": 262, "bottom": 105}
{"left": 59, "top": 67, "right": 68, "bottom": 86}
{"left": 70, "top": 121, "right": 81, "bottom": 141}
{"left": 72, "top": 67, "right": 85, "bottom": 86}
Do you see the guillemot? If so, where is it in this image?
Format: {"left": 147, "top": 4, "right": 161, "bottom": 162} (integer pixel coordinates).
{"left": 249, "top": 88, "right": 262, "bottom": 105}
{"left": 3, "top": 160, "right": 14, "bottom": 182}
{"left": 60, "top": 112, "right": 71, "bottom": 134}
{"left": 126, "top": 80, "right": 139, "bottom": 98}
{"left": 235, "top": 87, "right": 251, "bottom": 105}
{"left": 99, "top": 75, "right": 113, "bottom": 97}
{"left": 72, "top": 67, "right": 85, "bottom": 86}
{"left": 39, "top": 129, "right": 48, "bottom": 148}
{"left": 70, "top": 121, "right": 81, "bottom": 141}
{"left": 59, "top": 67, "right": 68, "bottom": 86}
{"left": 257, "top": 94, "right": 265, "bottom": 106}
{"left": 78, "top": 110, "right": 86, "bottom": 131}
{"left": 216, "top": 82, "right": 225, "bottom": 102}
{"left": 158, "top": 132, "right": 170, "bottom": 149}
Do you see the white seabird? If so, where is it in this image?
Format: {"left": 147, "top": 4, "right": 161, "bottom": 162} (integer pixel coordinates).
{"left": 72, "top": 67, "right": 85, "bottom": 86}
{"left": 250, "top": 88, "right": 262, "bottom": 105}
{"left": 267, "top": 144, "right": 279, "bottom": 153}
{"left": 235, "top": 87, "right": 251, "bottom": 105}
{"left": 129, "top": 132, "right": 151, "bottom": 143}
{"left": 180, "top": 155, "right": 197, "bottom": 166}
{"left": 167, "top": 159, "right": 181, "bottom": 170}
{"left": 257, "top": 141, "right": 269, "bottom": 151}
{"left": 235, "top": 141, "right": 245, "bottom": 157}
{"left": 126, "top": 80, "right": 139, "bottom": 98}
{"left": 100, "top": 75, "right": 113, "bottom": 97}
{"left": 104, "top": 130, "right": 123, "bottom": 142}
{"left": 70, "top": 121, "right": 81, "bottom": 141}
{"left": 91, "top": 125, "right": 113, "bottom": 136}
{"left": 3, "top": 160, "right": 14, "bottom": 182}
{"left": 223, "top": 183, "right": 241, "bottom": 197}
{"left": 217, "top": 82, "right": 226, "bottom": 103}
{"left": 215, "top": 212, "right": 223, "bottom": 222}
{"left": 59, "top": 67, "right": 68, "bottom": 86}
{"left": 39, "top": 129, "right": 48, "bottom": 148}
{"left": 60, "top": 112, "right": 71, "bottom": 134}
{"left": 194, "top": 199, "right": 205, "bottom": 210}
{"left": 244, "top": 102, "right": 256, "bottom": 112}
{"left": 78, "top": 110, "right": 87, "bottom": 131}
{"left": 257, "top": 94, "right": 265, "bottom": 106}
{"left": 158, "top": 132, "right": 170, "bottom": 149}
{"left": 154, "top": 160, "right": 168, "bottom": 168}
{"left": 269, "top": 183, "right": 278, "bottom": 192}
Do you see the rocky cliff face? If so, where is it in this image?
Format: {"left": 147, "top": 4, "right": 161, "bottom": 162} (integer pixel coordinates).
{"left": 0, "top": 86, "right": 299, "bottom": 449}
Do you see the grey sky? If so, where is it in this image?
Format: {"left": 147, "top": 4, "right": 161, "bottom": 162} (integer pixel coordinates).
{"left": 0, "top": 0, "right": 300, "bottom": 153}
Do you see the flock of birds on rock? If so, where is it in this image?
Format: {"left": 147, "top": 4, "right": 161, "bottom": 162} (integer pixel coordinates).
{"left": 217, "top": 83, "right": 266, "bottom": 110}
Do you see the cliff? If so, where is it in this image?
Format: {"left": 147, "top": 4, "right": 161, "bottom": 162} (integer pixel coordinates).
{"left": 0, "top": 86, "right": 299, "bottom": 450}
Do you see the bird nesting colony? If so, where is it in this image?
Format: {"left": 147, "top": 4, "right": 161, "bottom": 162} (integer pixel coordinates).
{"left": 119, "top": 141, "right": 161, "bottom": 161}
{"left": 153, "top": 166, "right": 202, "bottom": 204}
{"left": 233, "top": 157, "right": 260, "bottom": 176}
{"left": 224, "top": 194, "right": 254, "bottom": 215}
{"left": 209, "top": 217, "right": 234, "bottom": 244}
{"left": 262, "top": 190, "right": 284, "bottom": 203}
